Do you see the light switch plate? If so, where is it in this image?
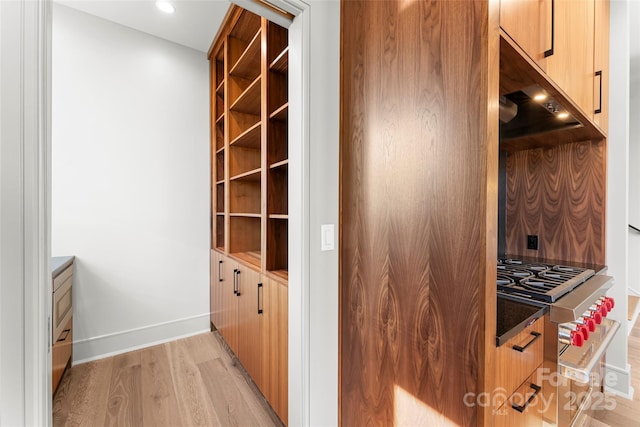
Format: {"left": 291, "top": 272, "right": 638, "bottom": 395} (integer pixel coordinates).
{"left": 321, "top": 224, "right": 335, "bottom": 251}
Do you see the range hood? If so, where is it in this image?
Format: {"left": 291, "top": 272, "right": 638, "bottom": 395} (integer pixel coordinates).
{"left": 499, "top": 85, "right": 582, "bottom": 141}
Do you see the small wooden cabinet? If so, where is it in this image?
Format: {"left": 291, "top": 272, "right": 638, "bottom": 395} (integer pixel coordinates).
{"left": 51, "top": 257, "right": 74, "bottom": 394}
{"left": 494, "top": 367, "right": 545, "bottom": 427}
{"left": 500, "top": 0, "right": 609, "bottom": 130}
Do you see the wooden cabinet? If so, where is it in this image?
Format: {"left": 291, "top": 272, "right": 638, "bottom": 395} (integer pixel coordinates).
{"left": 593, "top": 0, "right": 609, "bottom": 132}
{"left": 52, "top": 258, "right": 74, "bottom": 394}
{"left": 500, "top": 0, "right": 608, "bottom": 130}
{"left": 209, "top": 5, "right": 289, "bottom": 424}
{"left": 494, "top": 316, "right": 544, "bottom": 409}
{"left": 210, "top": 251, "right": 288, "bottom": 424}
{"left": 494, "top": 367, "right": 544, "bottom": 427}
{"left": 260, "top": 277, "right": 288, "bottom": 424}
{"left": 235, "top": 263, "right": 262, "bottom": 386}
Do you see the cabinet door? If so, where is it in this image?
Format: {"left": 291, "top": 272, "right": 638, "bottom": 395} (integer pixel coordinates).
{"left": 593, "top": 0, "right": 609, "bottom": 132}
{"left": 236, "top": 265, "right": 262, "bottom": 386}
{"left": 219, "top": 256, "right": 239, "bottom": 355}
{"left": 260, "top": 277, "right": 288, "bottom": 425}
{"left": 545, "top": 0, "right": 595, "bottom": 116}
{"left": 494, "top": 367, "right": 544, "bottom": 427}
{"left": 494, "top": 316, "right": 544, "bottom": 409}
{"left": 500, "top": 0, "right": 551, "bottom": 68}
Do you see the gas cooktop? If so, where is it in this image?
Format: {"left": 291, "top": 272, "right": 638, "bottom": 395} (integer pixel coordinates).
{"left": 497, "top": 259, "right": 595, "bottom": 303}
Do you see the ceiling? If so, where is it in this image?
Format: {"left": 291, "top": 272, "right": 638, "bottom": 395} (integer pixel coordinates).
{"left": 56, "top": 1, "right": 640, "bottom": 75}
{"left": 55, "top": 0, "right": 231, "bottom": 53}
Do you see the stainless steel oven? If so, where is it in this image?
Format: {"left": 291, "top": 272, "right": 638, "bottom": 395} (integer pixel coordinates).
{"left": 497, "top": 260, "right": 620, "bottom": 426}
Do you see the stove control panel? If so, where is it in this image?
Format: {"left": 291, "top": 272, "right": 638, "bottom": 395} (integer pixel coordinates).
{"left": 559, "top": 295, "right": 615, "bottom": 347}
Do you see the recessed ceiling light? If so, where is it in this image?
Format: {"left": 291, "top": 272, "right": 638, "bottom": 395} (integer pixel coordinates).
{"left": 533, "top": 93, "right": 547, "bottom": 102}
{"left": 156, "top": 1, "right": 175, "bottom": 14}
{"left": 557, "top": 112, "right": 570, "bottom": 119}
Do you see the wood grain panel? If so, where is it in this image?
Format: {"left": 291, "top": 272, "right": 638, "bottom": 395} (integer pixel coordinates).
{"left": 341, "top": 0, "right": 497, "bottom": 425}
{"left": 236, "top": 265, "right": 262, "bottom": 389}
{"left": 505, "top": 140, "right": 606, "bottom": 264}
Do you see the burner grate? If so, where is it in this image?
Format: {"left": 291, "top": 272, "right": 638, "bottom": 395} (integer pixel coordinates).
{"left": 496, "top": 259, "right": 595, "bottom": 303}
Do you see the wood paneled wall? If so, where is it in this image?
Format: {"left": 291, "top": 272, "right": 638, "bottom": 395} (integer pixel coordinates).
{"left": 505, "top": 140, "right": 606, "bottom": 264}
{"left": 340, "top": 1, "right": 499, "bottom": 425}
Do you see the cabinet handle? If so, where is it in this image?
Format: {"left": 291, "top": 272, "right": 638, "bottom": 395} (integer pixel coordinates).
{"left": 512, "top": 383, "right": 541, "bottom": 413}
{"left": 233, "top": 269, "right": 238, "bottom": 295}
{"left": 544, "top": 0, "right": 555, "bottom": 57}
{"left": 218, "top": 260, "right": 223, "bottom": 282}
{"left": 595, "top": 70, "right": 603, "bottom": 114}
{"left": 235, "top": 270, "right": 241, "bottom": 296}
{"left": 512, "top": 331, "right": 541, "bottom": 352}
{"left": 258, "top": 282, "right": 263, "bottom": 314}
{"left": 57, "top": 329, "right": 70, "bottom": 342}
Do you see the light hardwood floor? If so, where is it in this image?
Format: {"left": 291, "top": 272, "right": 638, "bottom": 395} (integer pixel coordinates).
{"left": 53, "top": 331, "right": 282, "bottom": 427}
{"left": 592, "top": 316, "right": 640, "bottom": 427}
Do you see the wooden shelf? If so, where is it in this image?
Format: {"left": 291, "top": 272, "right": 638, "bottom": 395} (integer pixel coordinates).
{"left": 230, "top": 122, "right": 261, "bottom": 149}
{"left": 269, "top": 214, "right": 288, "bottom": 219}
{"left": 216, "top": 179, "right": 224, "bottom": 185}
{"left": 270, "top": 103, "right": 288, "bottom": 121}
{"left": 216, "top": 146, "right": 225, "bottom": 154}
{"left": 216, "top": 212, "right": 225, "bottom": 216}
{"left": 216, "top": 79, "right": 224, "bottom": 96}
{"left": 216, "top": 112, "right": 225, "bottom": 125}
{"left": 229, "top": 76, "right": 261, "bottom": 115}
{"left": 230, "top": 213, "right": 262, "bottom": 218}
{"left": 267, "top": 269, "right": 289, "bottom": 283}
{"left": 231, "top": 251, "right": 261, "bottom": 269}
{"left": 270, "top": 47, "right": 288, "bottom": 73}
{"left": 270, "top": 159, "right": 288, "bottom": 169}
{"left": 230, "top": 29, "right": 262, "bottom": 80}
{"left": 230, "top": 168, "right": 261, "bottom": 182}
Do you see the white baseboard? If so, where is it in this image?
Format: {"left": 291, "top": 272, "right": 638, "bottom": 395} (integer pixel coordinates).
{"left": 603, "top": 363, "right": 634, "bottom": 400}
{"left": 72, "top": 313, "right": 210, "bottom": 364}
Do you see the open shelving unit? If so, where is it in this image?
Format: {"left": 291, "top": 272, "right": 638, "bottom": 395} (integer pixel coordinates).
{"left": 208, "top": 7, "right": 289, "bottom": 425}
{"left": 210, "top": 8, "right": 289, "bottom": 278}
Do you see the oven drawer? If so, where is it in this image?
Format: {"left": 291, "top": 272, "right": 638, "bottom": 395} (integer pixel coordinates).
{"left": 495, "top": 316, "right": 544, "bottom": 408}
{"left": 53, "top": 266, "right": 73, "bottom": 341}
{"left": 495, "top": 367, "right": 544, "bottom": 427}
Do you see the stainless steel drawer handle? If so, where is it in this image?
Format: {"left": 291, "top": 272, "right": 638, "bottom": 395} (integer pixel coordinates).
{"left": 512, "top": 383, "right": 541, "bottom": 413}
{"left": 57, "top": 329, "right": 70, "bottom": 342}
{"left": 512, "top": 331, "right": 541, "bottom": 352}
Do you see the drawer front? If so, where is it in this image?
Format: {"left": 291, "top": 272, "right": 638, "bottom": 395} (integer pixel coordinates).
{"left": 53, "top": 271, "right": 72, "bottom": 341}
{"left": 495, "top": 367, "right": 544, "bottom": 427}
{"left": 495, "top": 316, "right": 544, "bottom": 408}
{"left": 53, "top": 265, "right": 72, "bottom": 292}
{"left": 52, "top": 316, "right": 72, "bottom": 393}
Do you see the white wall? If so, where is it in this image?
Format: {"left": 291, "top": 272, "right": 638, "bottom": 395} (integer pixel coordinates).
{"left": 628, "top": 0, "right": 640, "bottom": 297}
{"left": 605, "top": 0, "right": 632, "bottom": 398}
{"left": 52, "top": 4, "right": 210, "bottom": 362}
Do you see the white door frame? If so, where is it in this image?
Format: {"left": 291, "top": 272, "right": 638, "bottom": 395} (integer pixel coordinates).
{"left": 0, "top": 0, "right": 52, "bottom": 425}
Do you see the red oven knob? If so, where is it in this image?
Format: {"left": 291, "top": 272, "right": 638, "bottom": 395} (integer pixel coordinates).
{"left": 559, "top": 325, "right": 585, "bottom": 347}
{"left": 589, "top": 304, "right": 608, "bottom": 318}
{"left": 596, "top": 297, "right": 613, "bottom": 313}
{"left": 586, "top": 310, "right": 603, "bottom": 325}
{"left": 606, "top": 296, "right": 615, "bottom": 309}
{"left": 582, "top": 317, "right": 596, "bottom": 332}
{"left": 602, "top": 297, "right": 614, "bottom": 312}
{"left": 576, "top": 323, "right": 589, "bottom": 340}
